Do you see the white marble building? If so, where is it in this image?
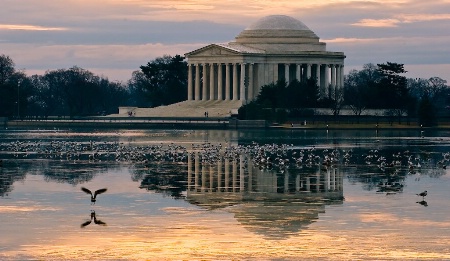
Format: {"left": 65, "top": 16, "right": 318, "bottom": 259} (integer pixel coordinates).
{"left": 185, "top": 15, "right": 346, "bottom": 103}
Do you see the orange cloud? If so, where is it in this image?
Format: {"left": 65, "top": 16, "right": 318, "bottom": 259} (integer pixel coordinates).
{"left": 0, "top": 24, "right": 68, "bottom": 31}
{"left": 353, "top": 13, "right": 450, "bottom": 27}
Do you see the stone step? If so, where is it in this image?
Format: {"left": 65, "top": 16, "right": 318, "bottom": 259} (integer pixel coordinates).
{"left": 111, "top": 100, "right": 243, "bottom": 118}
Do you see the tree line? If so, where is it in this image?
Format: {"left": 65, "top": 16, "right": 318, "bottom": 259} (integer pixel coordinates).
{"left": 0, "top": 54, "right": 187, "bottom": 119}
{"left": 1, "top": 53, "right": 448, "bottom": 126}
{"left": 239, "top": 62, "right": 449, "bottom": 126}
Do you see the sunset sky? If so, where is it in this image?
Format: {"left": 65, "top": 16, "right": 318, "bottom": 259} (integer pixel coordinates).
{"left": 1, "top": 0, "right": 449, "bottom": 83}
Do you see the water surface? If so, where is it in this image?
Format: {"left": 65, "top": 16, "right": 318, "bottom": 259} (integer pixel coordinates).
{"left": 1, "top": 129, "right": 450, "bottom": 260}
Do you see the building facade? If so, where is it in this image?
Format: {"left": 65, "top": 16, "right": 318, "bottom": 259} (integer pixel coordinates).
{"left": 185, "top": 15, "right": 346, "bottom": 103}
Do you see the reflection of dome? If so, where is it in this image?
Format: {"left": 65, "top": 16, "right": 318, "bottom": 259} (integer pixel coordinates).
{"left": 235, "top": 15, "right": 320, "bottom": 46}
{"left": 187, "top": 192, "right": 344, "bottom": 239}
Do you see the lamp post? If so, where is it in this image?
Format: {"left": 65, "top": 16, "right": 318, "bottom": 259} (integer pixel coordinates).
{"left": 17, "top": 80, "right": 21, "bottom": 119}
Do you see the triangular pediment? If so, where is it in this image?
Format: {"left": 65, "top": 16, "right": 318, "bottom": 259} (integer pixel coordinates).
{"left": 185, "top": 44, "right": 242, "bottom": 57}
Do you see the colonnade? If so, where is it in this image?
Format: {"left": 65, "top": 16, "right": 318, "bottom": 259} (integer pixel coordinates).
{"left": 187, "top": 62, "right": 344, "bottom": 102}
{"left": 187, "top": 152, "right": 343, "bottom": 193}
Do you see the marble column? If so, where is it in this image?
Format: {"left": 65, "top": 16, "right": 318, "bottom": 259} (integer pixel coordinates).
{"left": 296, "top": 64, "right": 301, "bottom": 82}
{"left": 240, "top": 63, "right": 246, "bottom": 101}
{"left": 209, "top": 63, "right": 215, "bottom": 100}
{"left": 248, "top": 63, "right": 254, "bottom": 101}
{"left": 316, "top": 64, "right": 321, "bottom": 88}
{"left": 195, "top": 64, "right": 200, "bottom": 100}
{"left": 324, "top": 64, "right": 329, "bottom": 97}
{"left": 340, "top": 65, "right": 345, "bottom": 88}
{"left": 202, "top": 63, "right": 208, "bottom": 101}
{"left": 217, "top": 63, "right": 223, "bottom": 100}
{"left": 232, "top": 63, "right": 238, "bottom": 101}
{"left": 331, "top": 64, "right": 336, "bottom": 91}
{"left": 225, "top": 64, "right": 231, "bottom": 101}
{"left": 187, "top": 64, "right": 193, "bottom": 101}
{"left": 336, "top": 65, "right": 341, "bottom": 89}
{"left": 273, "top": 63, "right": 279, "bottom": 82}
{"left": 285, "top": 64, "right": 290, "bottom": 83}
{"left": 306, "top": 64, "right": 311, "bottom": 79}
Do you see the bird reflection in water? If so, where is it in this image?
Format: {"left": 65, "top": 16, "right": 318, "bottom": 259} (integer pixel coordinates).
{"left": 416, "top": 200, "right": 428, "bottom": 207}
{"left": 81, "top": 187, "right": 107, "bottom": 204}
{"left": 81, "top": 210, "right": 107, "bottom": 228}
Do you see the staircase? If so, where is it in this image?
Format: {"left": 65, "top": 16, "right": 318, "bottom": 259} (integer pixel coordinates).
{"left": 110, "top": 100, "right": 243, "bottom": 118}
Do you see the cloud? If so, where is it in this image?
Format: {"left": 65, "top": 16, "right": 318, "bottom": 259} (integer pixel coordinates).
{"left": 352, "top": 13, "right": 450, "bottom": 27}
{"left": 0, "top": 24, "right": 68, "bottom": 31}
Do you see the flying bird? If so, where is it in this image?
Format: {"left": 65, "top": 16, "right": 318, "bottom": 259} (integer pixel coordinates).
{"left": 81, "top": 210, "right": 107, "bottom": 228}
{"left": 81, "top": 187, "right": 107, "bottom": 204}
{"left": 416, "top": 190, "right": 427, "bottom": 199}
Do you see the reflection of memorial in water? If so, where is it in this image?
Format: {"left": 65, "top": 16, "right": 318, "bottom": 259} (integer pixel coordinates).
{"left": 186, "top": 152, "right": 344, "bottom": 238}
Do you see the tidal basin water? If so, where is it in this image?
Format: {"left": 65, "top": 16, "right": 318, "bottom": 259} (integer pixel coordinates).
{"left": 1, "top": 128, "right": 450, "bottom": 260}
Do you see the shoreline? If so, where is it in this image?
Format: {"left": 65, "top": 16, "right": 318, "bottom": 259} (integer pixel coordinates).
{"left": 3, "top": 118, "right": 450, "bottom": 130}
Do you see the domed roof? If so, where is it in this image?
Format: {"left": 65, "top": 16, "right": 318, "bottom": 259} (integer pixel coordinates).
{"left": 235, "top": 15, "right": 320, "bottom": 44}
{"left": 245, "top": 15, "right": 311, "bottom": 31}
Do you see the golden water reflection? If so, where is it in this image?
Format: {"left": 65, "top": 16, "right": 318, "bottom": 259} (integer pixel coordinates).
{"left": 2, "top": 130, "right": 450, "bottom": 260}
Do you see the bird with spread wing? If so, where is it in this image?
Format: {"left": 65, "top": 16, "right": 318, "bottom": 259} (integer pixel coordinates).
{"left": 81, "top": 187, "right": 107, "bottom": 204}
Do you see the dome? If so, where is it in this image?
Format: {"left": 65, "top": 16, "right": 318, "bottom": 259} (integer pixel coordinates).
{"left": 245, "top": 15, "right": 311, "bottom": 31}
{"left": 235, "top": 15, "right": 320, "bottom": 44}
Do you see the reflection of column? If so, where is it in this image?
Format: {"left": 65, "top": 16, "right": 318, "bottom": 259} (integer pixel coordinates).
{"left": 248, "top": 156, "right": 253, "bottom": 191}
{"left": 306, "top": 177, "right": 311, "bottom": 191}
{"left": 325, "top": 168, "right": 330, "bottom": 192}
{"left": 217, "top": 64, "right": 223, "bottom": 100}
{"left": 316, "top": 168, "right": 321, "bottom": 192}
{"left": 187, "top": 64, "right": 193, "bottom": 100}
{"left": 239, "top": 155, "right": 245, "bottom": 192}
{"left": 232, "top": 160, "right": 237, "bottom": 192}
{"left": 225, "top": 160, "right": 230, "bottom": 192}
{"left": 296, "top": 174, "right": 301, "bottom": 192}
{"left": 188, "top": 153, "right": 192, "bottom": 190}
{"left": 217, "top": 159, "right": 222, "bottom": 191}
{"left": 195, "top": 64, "right": 200, "bottom": 100}
{"left": 201, "top": 165, "right": 206, "bottom": 192}
{"left": 194, "top": 152, "right": 199, "bottom": 191}
{"left": 284, "top": 171, "right": 289, "bottom": 193}
{"left": 209, "top": 165, "right": 214, "bottom": 192}
{"left": 331, "top": 168, "right": 336, "bottom": 191}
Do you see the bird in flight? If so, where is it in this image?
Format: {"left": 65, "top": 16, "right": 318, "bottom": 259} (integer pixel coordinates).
{"left": 416, "top": 190, "right": 427, "bottom": 199}
{"left": 81, "top": 187, "right": 107, "bottom": 204}
{"left": 81, "top": 210, "right": 107, "bottom": 228}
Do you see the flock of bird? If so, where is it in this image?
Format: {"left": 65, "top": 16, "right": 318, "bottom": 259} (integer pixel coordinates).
{"left": 2, "top": 140, "right": 450, "bottom": 173}
{"left": 0, "top": 139, "right": 439, "bottom": 216}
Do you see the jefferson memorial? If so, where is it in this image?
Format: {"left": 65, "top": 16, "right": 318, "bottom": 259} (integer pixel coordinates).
{"left": 120, "top": 15, "right": 345, "bottom": 117}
